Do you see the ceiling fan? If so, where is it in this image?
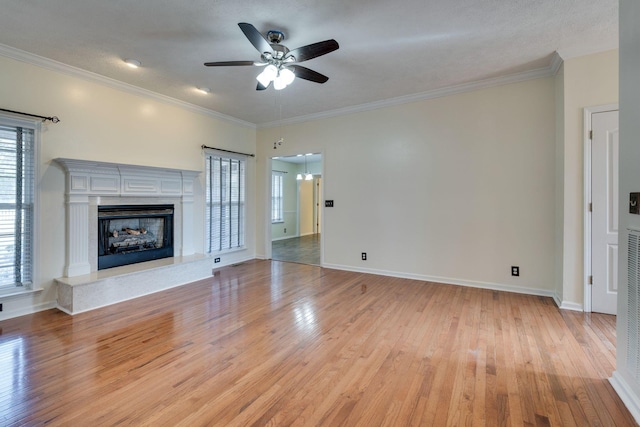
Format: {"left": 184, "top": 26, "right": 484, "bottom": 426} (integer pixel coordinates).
{"left": 204, "top": 23, "right": 339, "bottom": 91}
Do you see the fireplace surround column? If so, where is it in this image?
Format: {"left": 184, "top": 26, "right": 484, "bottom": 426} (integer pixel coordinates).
{"left": 65, "top": 194, "right": 91, "bottom": 276}
{"left": 180, "top": 171, "right": 199, "bottom": 256}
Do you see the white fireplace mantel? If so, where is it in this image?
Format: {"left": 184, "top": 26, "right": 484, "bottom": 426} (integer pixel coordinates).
{"left": 55, "top": 158, "right": 200, "bottom": 277}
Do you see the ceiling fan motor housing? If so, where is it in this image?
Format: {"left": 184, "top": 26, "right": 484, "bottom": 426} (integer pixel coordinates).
{"left": 267, "top": 30, "right": 285, "bottom": 44}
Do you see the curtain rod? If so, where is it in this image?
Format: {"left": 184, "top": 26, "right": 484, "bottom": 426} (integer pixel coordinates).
{"left": 0, "top": 108, "right": 60, "bottom": 123}
{"left": 201, "top": 145, "right": 255, "bottom": 158}
{"left": 272, "top": 169, "right": 288, "bottom": 174}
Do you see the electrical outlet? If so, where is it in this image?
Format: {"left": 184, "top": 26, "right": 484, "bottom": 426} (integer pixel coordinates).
{"left": 362, "top": 252, "right": 367, "bottom": 261}
{"left": 0, "top": 303, "right": 3, "bottom": 311}
{"left": 214, "top": 257, "right": 221, "bottom": 263}
{"left": 511, "top": 266, "right": 519, "bottom": 276}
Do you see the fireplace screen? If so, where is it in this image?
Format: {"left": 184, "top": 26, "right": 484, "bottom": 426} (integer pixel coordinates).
{"left": 98, "top": 205, "right": 174, "bottom": 270}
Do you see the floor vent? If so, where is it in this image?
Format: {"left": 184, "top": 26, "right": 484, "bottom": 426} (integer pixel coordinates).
{"left": 627, "top": 229, "right": 640, "bottom": 380}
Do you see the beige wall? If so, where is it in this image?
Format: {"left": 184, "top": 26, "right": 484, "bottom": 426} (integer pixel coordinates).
{"left": 257, "top": 77, "right": 557, "bottom": 294}
{"left": 558, "top": 49, "right": 619, "bottom": 307}
{"left": 0, "top": 55, "right": 256, "bottom": 320}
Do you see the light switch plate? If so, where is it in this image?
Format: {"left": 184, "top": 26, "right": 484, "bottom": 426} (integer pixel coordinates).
{"left": 631, "top": 193, "right": 640, "bottom": 214}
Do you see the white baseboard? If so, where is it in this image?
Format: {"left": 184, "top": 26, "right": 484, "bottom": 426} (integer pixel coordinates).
{"left": 610, "top": 371, "right": 640, "bottom": 425}
{"left": 552, "top": 292, "right": 584, "bottom": 311}
{"left": 0, "top": 300, "right": 56, "bottom": 321}
{"left": 271, "top": 235, "right": 299, "bottom": 242}
{"left": 559, "top": 301, "right": 584, "bottom": 311}
{"left": 321, "top": 263, "right": 556, "bottom": 299}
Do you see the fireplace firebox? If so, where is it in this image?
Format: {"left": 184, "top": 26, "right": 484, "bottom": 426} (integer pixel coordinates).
{"left": 98, "top": 205, "right": 174, "bottom": 270}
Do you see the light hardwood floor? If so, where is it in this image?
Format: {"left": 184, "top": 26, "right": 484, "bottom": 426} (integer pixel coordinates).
{"left": 0, "top": 260, "right": 636, "bottom": 426}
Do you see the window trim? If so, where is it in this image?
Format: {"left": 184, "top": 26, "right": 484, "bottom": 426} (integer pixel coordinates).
{"left": 0, "top": 114, "right": 40, "bottom": 292}
{"left": 271, "top": 171, "right": 284, "bottom": 224}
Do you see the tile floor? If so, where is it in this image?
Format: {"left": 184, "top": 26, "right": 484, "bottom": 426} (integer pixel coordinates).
{"left": 272, "top": 234, "right": 321, "bottom": 266}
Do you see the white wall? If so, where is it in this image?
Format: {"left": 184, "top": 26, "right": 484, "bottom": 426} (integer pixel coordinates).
{"left": 257, "top": 77, "right": 557, "bottom": 295}
{"left": 0, "top": 55, "right": 256, "bottom": 320}
{"left": 613, "top": 0, "right": 640, "bottom": 422}
{"left": 556, "top": 50, "right": 619, "bottom": 308}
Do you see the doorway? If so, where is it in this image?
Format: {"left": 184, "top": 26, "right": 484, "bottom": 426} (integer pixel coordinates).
{"left": 270, "top": 153, "right": 322, "bottom": 266}
{"left": 585, "top": 105, "right": 619, "bottom": 314}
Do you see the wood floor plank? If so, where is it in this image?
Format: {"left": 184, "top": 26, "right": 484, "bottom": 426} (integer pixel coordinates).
{"left": 0, "top": 260, "right": 636, "bottom": 426}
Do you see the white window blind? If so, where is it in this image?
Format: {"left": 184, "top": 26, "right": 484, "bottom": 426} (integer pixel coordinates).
{"left": 272, "top": 171, "right": 284, "bottom": 223}
{"left": 0, "top": 121, "right": 35, "bottom": 289}
{"left": 205, "top": 153, "right": 245, "bottom": 252}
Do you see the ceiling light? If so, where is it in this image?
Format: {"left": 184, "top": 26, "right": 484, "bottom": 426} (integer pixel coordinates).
{"left": 256, "top": 64, "right": 295, "bottom": 91}
{"left": 280, "top": 68, "right": 295, "bottom": 86}
{"left": 196, "top": 87, "right": 211, "bottom": 94}
{"left": 273, "top": 75, "right": 287, "bottom": 91}
{"left": 124, "top": 59, "right": 141, "bottom": 69}
{"left": 297, "top": 154, "right": 313, "bottom": 181}
{"left": 257, "top": 65, "right": 278, "bottom": 87}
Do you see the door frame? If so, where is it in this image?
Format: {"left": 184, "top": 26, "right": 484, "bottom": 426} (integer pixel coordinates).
{"left": 265, "top": 151, "right": 325, "bottom": 265}
{"left": 583, "top": 104, "right": 619, "bottom": 312}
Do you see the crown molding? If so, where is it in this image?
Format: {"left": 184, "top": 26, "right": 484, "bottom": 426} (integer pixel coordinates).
{"left": 257, "top": 66, "right": 553, "bottom": 129}
{"left": 1, "top": 41, "right": 617, "bottom": 131}
{"left": 549, "top": 51, "right": 564, "bottom": 75}
{"left": 555, "top": 42, "right": 619, "bottom": 61}
{"left": 0, "top": 43, "right": 256, "bottom": 129}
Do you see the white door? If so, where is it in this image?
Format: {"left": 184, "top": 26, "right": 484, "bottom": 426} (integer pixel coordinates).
{"left": 591, "top": 110, "right": 619, "bottom": 315}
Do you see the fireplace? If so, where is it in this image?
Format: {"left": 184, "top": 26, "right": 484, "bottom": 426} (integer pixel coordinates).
{"left": 98, "top": 204, "right": 174, "bottom": 270}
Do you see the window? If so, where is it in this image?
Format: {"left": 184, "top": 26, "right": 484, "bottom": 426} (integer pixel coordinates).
{"left": 272, "top": 171, "right": 284, "bottom": 223}
{"left": 0, "top": 118, "right": 35, "bottom": 290}
{"left": 205, "top": 152, "right": 245, "bottom": 252}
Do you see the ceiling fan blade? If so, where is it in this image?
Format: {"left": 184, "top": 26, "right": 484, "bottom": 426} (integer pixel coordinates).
{"left": 238, "top": 22, "right": 274, "bottom": 55}
{"left": 257, "top": 81, "right": 270, "bottom": 91}
{"left": 204, "top": 61, "right": 257, "bottom": 67}
{"left": 286, "top": 39, "right": 339, "bottom": 62}
{"left": 289, "top": 65, "right": 329, "bottom": 84}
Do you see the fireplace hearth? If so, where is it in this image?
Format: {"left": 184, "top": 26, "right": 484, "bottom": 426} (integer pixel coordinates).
{"left": 98, "top": 205, "right": 174, "bottom": 270}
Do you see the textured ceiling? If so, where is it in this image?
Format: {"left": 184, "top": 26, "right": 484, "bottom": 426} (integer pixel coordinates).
{"left": 0, "top": 0, "right": 618, "bottom": 125}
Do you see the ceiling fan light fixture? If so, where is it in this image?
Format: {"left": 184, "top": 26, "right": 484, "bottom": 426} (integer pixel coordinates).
{"left": 273, "top": 74, "right": 287, "bottom": 90}
{"left": 280, "top": 68, "right": 295, "bottom": 85}
{"left": 256, "top": 64, "right": 278, "bottom": 86}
